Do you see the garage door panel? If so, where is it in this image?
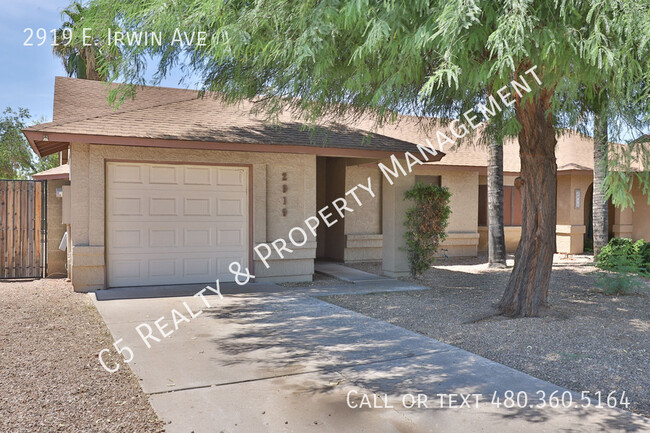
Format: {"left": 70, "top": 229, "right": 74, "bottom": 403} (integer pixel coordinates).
{"left": 184, "top": 228, "right": 212, "bottom": 247}
{"left": 215, "top": 222, "right": 246, "bottom": 247}
{"left": 184, "top": 166, "right": 212, "bottom": 185}
{"left": 107, "top": 162, "right": 249, "bottom": 287}
{"left": 149, "top": 197, "right": 179, "bottom": 216}
{"left": 111, "top": 228, "right": 144, "bottom": 249}
{"left": 110, "top": 164, "right": 144, "bottom": 184}
{"left": 111, "top": 196, "right": 144, "bottom": 216}
{"left": 217, "top": 195, "right": 246, "bottom": 216}
{"left": 149, "top": 228, "right": 178, "bottom": 248}
{"left": 107, "top": 253, "right": 245, "bottom": 286}
{"left": 149, "top": 165, "right": 180, "bottom": 184}
{"left": 110, "top": 224, "right": 248, "bottom": 253}
{"left": 217, "top": 228, "right": 245, "bottom": 247}
{"left": 184, "top": 197, "right": 212, "bottom": 216}
{"left": 183, "top": 257, "right": 212, "bottom": 278}
{"left": 217, "top": 168, "right": 246, "bottom": 186}
{"left": 109, "top": 259, "right": 145, "bottom": 283}
{"left": 149, "top": 259, "right": 178, "bottom": 278}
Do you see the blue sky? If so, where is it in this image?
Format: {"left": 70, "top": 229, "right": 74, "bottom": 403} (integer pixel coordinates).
{"left": 0, "top": 0, "right": 192, "bottom": 124}
{"left": 0, "top": 0, "right": 66, "bottom": 122}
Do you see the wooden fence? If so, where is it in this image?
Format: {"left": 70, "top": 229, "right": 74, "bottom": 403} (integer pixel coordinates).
{"left": 0, "top": 180, "right": 47, "bottom": 279}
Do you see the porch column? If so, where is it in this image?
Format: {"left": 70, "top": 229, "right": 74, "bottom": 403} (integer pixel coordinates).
{"left": 382, "top": 169, "right": 414, "bottom": 277}
{"left": 556, "top": 174, "right": 589, "bottom": 254}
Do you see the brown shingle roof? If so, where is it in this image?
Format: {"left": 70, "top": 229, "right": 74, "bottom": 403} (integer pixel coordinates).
{"left": 26, "top": 77, "right": 616, "bottom": 173}
{"left": 31, "top": 164, "right": 70, "bottom": 180}
{"left": 25, "top": 77, "right": 440, "bottom": 156}
{"left": 353, "top": 116, "right": 598, "bottom": 173}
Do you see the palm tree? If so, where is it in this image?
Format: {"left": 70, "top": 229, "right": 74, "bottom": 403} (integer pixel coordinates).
{"left": 487, "top": 135, "right": 507, "bottom": 267}
{"left": 592, "top": 110, "right": 609, "bottom": 257}
{"left": 483, "top": 104, "right": 507, "bottom": 268}
{"left": 52, "top": 1, "right": 104, "bottom": 81}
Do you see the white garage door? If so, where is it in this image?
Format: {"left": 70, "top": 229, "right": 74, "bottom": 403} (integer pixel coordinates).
{"left": 106, "top": 162, "right": 249, "bottom": 288}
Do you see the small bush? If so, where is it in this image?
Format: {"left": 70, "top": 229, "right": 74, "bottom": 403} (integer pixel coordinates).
{"left": 403, "top": 183, "right": 452, "bottom": 277}
{"left": 639, "top": 242, "right": 650, "bottom": 274}
{"left": 596, "top": 238, "right": 645, "bottom": 273}
{"left": 595, "top": 238, "right": 650, "bottom": 294}
{"left": 596, "top": 273, "right": 638, "bottom": 295}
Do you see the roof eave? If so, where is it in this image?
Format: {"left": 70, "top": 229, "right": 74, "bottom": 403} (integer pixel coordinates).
{"left": 23, "top": 129, "right": 44, "bottom": 158}
{"left": 22, "top": 131, "right": 446, "bottom": 161}
{"left": 23, "top": 129, "right": 72, "bottom": 158}
{"left": 32, "top": 172, "right": 70, "bottom": 181}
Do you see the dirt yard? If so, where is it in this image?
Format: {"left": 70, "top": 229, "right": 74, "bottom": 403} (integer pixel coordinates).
{"left": 323, "top": 255, "right": 650, "bottom": 418}
{"left": 0, "top": 279, "right": 164, "bottom": 433}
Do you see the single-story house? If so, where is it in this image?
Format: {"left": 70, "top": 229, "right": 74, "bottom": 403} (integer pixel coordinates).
{"left": 26, "top": 77, "right": 650, "bottom": 292}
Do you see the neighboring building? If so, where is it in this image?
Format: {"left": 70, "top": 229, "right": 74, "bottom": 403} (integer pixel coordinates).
{"left": 25, "top": 78, "right": 650, "bottom": 291}
{"left": 368, "top": 122, "right": 650, "bottom": 257}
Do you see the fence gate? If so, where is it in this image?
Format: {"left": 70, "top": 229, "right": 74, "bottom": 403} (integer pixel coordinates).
{"left": 0, "top": 180, "right": 47, "bottom": 279}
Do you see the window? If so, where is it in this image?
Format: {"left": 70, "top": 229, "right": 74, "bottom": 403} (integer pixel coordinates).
{"left": 478, "top": 185, "right": 522, "bottom": 226}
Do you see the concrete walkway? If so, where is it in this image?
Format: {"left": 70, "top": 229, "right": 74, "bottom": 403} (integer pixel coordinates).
{"left": 91, "top": 279, "right": 649, "bottom": 433}
{"left": 314, "top": 261, "right": 392, "bottom": 283}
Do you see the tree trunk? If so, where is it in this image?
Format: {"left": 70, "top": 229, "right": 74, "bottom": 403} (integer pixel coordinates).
{"left": 498, "top": 89, "right": 557, "bottom": 317}
{"left": 488, "top": 138, "right": 507, "bottom": 267}
{"left": 84, "top": 47, "right": 103, "bottom": 81}
{"left": 593, "top": 113, "right": 609, "bottom": 257}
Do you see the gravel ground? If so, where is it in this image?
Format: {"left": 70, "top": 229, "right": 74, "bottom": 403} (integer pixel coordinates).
{"left": 0, "top": 279, "right": 165, "bottom": 433}
{"left": 323, "top": 255, "right": 650, "bottom": 418}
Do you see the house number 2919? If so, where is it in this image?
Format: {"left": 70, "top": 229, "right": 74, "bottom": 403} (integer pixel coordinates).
{"left": 282, "top": 172, "right": 288, "bottom": 216}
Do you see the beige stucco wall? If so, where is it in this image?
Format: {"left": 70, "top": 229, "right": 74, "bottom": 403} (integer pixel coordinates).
{"left": 69, "top": 143, "right": 317, "bottom": 291}
{"left": 417, "top": 167, "right": 480, "bottom": 257}
{"left": 556, "top": 173, "right": 592, "bottom": 254}
{"left": 381, "top": 164, "right": 413, "bottom": 277}
{"left": 46, "top": 179, "right": 69, "bottom": 277}
{"left": 316, "top": 157, "right": 327, "bottom": 259}
{"left": 379, "top": 160, "right": 480, "bottom": 278}
{"left": 478, "top": 175, "right": 518, "bottom": 186}
{"left": 353, "top": 162, "right": 480, "bottom": 271}
{"left": 610, "top": 180, "right": 650, "bottom": 242}
{"left": 630, "top": 183, "right": 650, "bottom": 241}
{"left": 613, "top": 205, "right": 634, "bottom": 239}
{"left": 477, "top": 176, "right": 520, "bottom": 252}
{"left": 478, "top": 173, "right": 594, "bottom": 254}
{"left": 478, "top": 226, "right": 522, "bottom": 252}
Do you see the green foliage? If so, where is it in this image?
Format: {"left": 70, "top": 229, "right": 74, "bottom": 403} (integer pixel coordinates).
{"left": 75, "top": 0, "right": 650, "bottom": 236}
{"left": 53, "top": 1, "right": 116, "bottom": 81}
{"left": 596, "top": 269, "right": 641, "bottom": 296}
{"left": 595, "top": 238, "right": 650, "bottom": 294}
{"left": 32, "top": 154, "right": 60, "bottom": 174}
{"left": 596, "top": 238, "right": 647, "bottom": 273}
{"left": 78, "top": 0, "right": 650, "bottom": 200}
{"left": 0, "top": 108, "right": 35, "bottom": 179}
{"left": 639, "top": 242, "right": 650, "bottom": 270}
{"left": 0, "top": 108, "right": 58, "bottom": 179}
{"left": 403, "top": 183, "right": 452, "bottom": 278}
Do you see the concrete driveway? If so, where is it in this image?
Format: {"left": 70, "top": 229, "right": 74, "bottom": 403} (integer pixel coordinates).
{"left": 91, "top": 281, "right": 649, "bottom": 433}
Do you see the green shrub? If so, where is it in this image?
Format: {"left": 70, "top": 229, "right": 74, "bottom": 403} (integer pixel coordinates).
{"left": 595, "top": 238, "right": 649, "bottom": 294}
{"left": 639, "top": 242, "right": 650, "bottom": 274}
{"left": 596, "top": 238, "right": 645, "bottom": 273}
{"left": 403, "top": 183, "right": 452, "bottom": 277}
